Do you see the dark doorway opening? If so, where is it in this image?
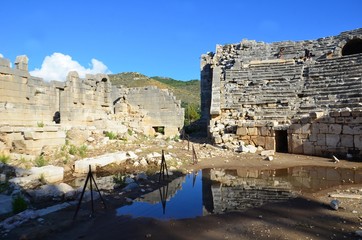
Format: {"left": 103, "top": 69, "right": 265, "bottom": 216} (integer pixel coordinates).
{"left": 275, "top": 130, "right": 288, "bottom": 153}
{"left": 153, "top": 126, "right": 165, "bottom": 135}
{"left": 342, "top": 39, "right": 362, "bottom": 56}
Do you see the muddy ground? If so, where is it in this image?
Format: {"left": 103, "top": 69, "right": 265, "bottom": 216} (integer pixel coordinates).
{"left": 3, "top": 137, "right": 362, "bottom": 240}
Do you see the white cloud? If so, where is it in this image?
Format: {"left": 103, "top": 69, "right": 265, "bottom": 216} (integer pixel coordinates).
{"left": 30, "top": 52, "right": 112, "bottom": 82}
{"left": 0, "top": 53, "right": 3, "bottom": 58}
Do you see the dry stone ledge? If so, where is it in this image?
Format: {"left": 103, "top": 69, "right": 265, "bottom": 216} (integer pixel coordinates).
{"left": 9, "top": 165, "right": 64, "bottom": 187}
{"left": 74, "top": 151, "right": 138, "bottom": 173}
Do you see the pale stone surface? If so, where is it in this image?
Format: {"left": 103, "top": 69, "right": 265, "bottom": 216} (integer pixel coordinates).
{"left": 74, "top": 151, "right": 138, "bottom": 173}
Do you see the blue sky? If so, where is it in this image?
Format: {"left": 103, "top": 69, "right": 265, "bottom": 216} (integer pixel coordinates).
{"left": 0, "top": 0, "right": 361, "bottom": 81}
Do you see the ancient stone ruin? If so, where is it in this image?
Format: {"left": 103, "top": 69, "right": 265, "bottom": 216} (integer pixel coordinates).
{"left": 0, "top": 56, "right": 184, "bottom": 155}
{"left": 201, "top": 28, "right": 362, "bottom": 159}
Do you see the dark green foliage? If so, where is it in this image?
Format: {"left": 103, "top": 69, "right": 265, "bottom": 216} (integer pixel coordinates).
{"left": 12, "top": 195, "right": 28, "bottom": 214}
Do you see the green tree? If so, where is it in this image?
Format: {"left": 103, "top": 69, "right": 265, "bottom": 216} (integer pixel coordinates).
{"left": 184, "top": 103, "right": 200, "bottom": 125}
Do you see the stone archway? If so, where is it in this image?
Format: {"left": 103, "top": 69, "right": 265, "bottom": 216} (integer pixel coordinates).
{"left": 342, "top": 38, "right": 362, "bottom": 56}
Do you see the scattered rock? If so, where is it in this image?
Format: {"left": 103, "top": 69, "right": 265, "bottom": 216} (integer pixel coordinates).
{"left": 330, "top": 199, "right": 340, "bottom": 210}
{"left": 332, "top": 155, "right": 339, "bottom": 163}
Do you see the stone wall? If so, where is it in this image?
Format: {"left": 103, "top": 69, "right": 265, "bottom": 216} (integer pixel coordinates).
{"left": 0, "top": 55, "right": 184, "bottom": 155}
{"left": 201, "top": 28, "right": 362, "bottom": 159}
{"left": 289, "top": 110, "right": 362, "bottom": 158}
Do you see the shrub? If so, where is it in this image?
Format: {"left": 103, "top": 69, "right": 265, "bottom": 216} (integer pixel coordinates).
{"left": 34, "top": 155, "right": 47, "bottom": 167}
{"left": 0, "top": 154, "right": 10, "bottom": 164}
{"left": 68, "top": 145, "right": 78, "bottom": 155}
{"left": 105, "top": 131, "right": 117, "bottom": 140}
{"left": 37, "top": 122, "right": 44, "bottom": 127}
{"left": 12, "top": 195, "right": 28, "bottom": 214}
{"left": 0, "top": 182, "right": 10, "bottom": 193}
{"left": 78, "top": 145, "right": 88, "bottom": 158}
{"left": 113, "top": 173, "right": 126, "bottom": 188}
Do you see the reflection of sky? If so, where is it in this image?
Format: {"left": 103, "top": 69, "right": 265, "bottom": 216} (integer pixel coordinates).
{"left": 116, "top": 171, "right": 203, "bottom": 220}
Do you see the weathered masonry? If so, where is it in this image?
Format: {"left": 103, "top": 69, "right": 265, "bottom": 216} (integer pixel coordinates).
{"left": 201, "top": 28, "right": 362, "bottom": 159}
{"left": 0, "top": 56, "right": 184, "bottom": 155}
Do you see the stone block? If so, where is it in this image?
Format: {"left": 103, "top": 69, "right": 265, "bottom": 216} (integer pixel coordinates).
{"left": 329, "top": 111, "right": 340, "bottom": 117}
{"left": 289, "top": 124, "right": 301, "bottom": 134}
{"left": 343, "top": 125, "right": 354, "bottom": 135}
{"left": 254, "top": 136, "right": 266, "bottom": 147}
{"left": 335, "top": 117, "right": 344, "bottom": 123}
{"left": 236, "top": 127, "right": 248, "bottom": 136}
{"left": 290, "top": 134, "right": 303, "bottom": 154}
{"left": 303, "top": 141, "right": 315, "bottom": 155}
{"left": 300, "top": 124, "right": 310, "bottom": 134}
{"left": 326, "top": 134, "right": 340, "bottom": 148}
{"left": 317, "top": 134, "right": 326, "bottom": 146}
{"left": 328, "top": 124, "right": 342, "bottom": 134}
{"left": 248, "top": 127, "right": 257, "bottom": 136}
{"left": 354, "top": 135, "right": 362, "bottom": 149}
{"left": 29, "top": 165, "right": 64, "bottom": 183}
{"left": 74, "top": 151, "right": 134, "bottom": 173}
{"left": 340, "top": 110, "right": 351, "bottom": 117}
{"left": 318, "top": 123, "right": 328, "bottom": 134}
{"left": 341, "top": 135, "right": 354, "bottom": 148}
{"left": 265, "top": 137, "right": 275, "bottom": 150}
{"left": 354, "top": 126, "right": 362, "bottom": 135}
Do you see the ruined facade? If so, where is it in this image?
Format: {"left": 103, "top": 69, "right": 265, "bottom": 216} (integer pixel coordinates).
{"left": 0, "top": 56, "right": 184, "bottom": 155}
{"left": 201, "top": 28, "right": 362, "bottom": 159}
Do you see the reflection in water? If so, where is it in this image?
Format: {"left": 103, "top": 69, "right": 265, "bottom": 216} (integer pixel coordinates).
{"left": 116, "top": 166, "right": 362, "bottom": 220}
{"left": 116, "top": 171, "right": 202, "bottom": 220}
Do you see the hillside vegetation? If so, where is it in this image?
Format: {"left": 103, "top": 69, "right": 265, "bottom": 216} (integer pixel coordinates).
{"left": 109, "top": 72, "right": 200, "bottom": 109}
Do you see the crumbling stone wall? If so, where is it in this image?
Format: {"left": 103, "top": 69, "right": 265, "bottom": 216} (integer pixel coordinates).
{"left": 289, "top": 110, "right": 362, "bottom": 158}
{"left": 0, "top": 55, "right": 184, "bottom": 155}
{"left": 201, "top": 28, "right": 362, "bottom": 159}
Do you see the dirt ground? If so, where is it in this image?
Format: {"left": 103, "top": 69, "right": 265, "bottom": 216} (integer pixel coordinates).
{"left": 3, "top": 137, "right": 362, "bottom": 240}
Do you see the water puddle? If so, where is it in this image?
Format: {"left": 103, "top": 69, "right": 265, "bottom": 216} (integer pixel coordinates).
{"left": 116, "top": 166, "right": 362, "bottom": 220}
{"left": 116, "top": 171, "right": 203, "bottom": 220}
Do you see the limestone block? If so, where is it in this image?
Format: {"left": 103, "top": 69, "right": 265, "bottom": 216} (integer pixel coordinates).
{"left": 74, "top": 151, "right": 132, "bottom": 173}
{"left": 343, "top": 125, "right": 354, "bottom": 135}
{"left": 354, "top": 126, "right": 362, "bottom": 135}
{"left": 303, "top": 141, "right": 315, "bottom": 155}
{"left": 24, "top": 131, "right": 66, "bottom": 140}
{"left": 328, "top": 124, "right": 342, "bottom": 134}
{"left": 29, "top": 165, "right": 64, "bottom": 183}
{"left": 289, "top": 124, "right": 301, "bottom": 134}
{"left": 290, "top": 134, "right": 303, "bottom": 154}
{"left": 335, "top": 117, "right": 344, "bottom": 123}
{"left": 214, "top": 135, "right": 222, "bottom": 144}
{"left": 260, "top": 127, "right": 270, "bottom": 136}
{"left": 265, "top": 137, "right": 275, "bottom": 150}
{"left": 248, "top": 127, "right": 257, "bottom": 136}
{"left": 352, "top": 111, "right": 362, "bottom": 117}
{"left": 329, "top": 111, "right": 340, "bottom": 117}
{"left": 319, "top": 123, "right": 328, "bottom": 134}
{"left": 315, "top": 145, "right": 328, "bottom": 156}
{"left": 254, "top": 136, "right": 266, "bottom": 147}
{"left": 340, "top": 110, "right": 351, "bottom": 117}
{"left": 341, "top": 135, "right": 354, "bottom": 148}
{"left": 300, "top": 124, "right": 310, "bottom": 134}
{"left": 236, "top": 127, "right": 248, "bottom": 136}
{"left": 309, "top": 133, "right": 317, "bottom": 142}
{"left": 354, "top": 135, "right": 362, "bottom": 149}
{"left": 326, "top": 134, "right": 340, "bottom": 148}
{"left": 310, "top": 111, "right": 325, "bottom": 119}
{"left": 317, "top": 134, "right": 326, "bottom": 146}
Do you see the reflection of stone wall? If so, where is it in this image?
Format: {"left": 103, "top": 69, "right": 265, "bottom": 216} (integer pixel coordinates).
{"left": 201, "top": 28, "right": 362, "bottom": 158}
{"left": 208, "top": 167, "right": 362, "bottom": 213}
{"left": 135, "top": 176, "right": 185, "bottom": 204}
